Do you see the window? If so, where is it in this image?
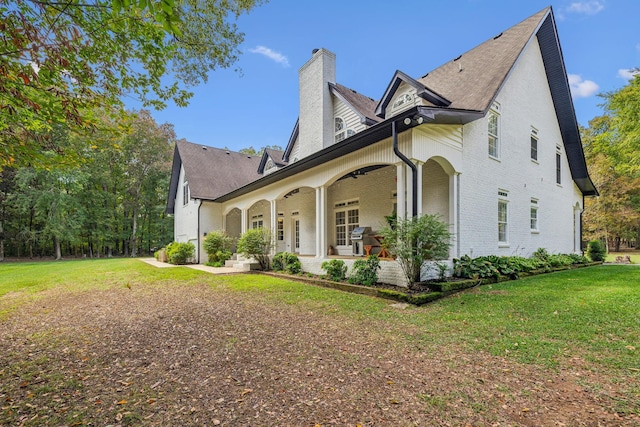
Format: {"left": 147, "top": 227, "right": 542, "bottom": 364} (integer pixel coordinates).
{"left": 294, "top": 220, "right": 300, "bottom": 250}
{"left": 530, "top": 128, "right": 538, "bottom": 161}
{"left": 488, "top": 106, "right": 500, "bottom": 158}
{"left": 530, "top": 199, "right": 539, "bottom": 232}
{"left": 335, "top": 117, "right": 356, "bottom": 142}
{"left": 498, "top": 190, "right": 508, "bottom": 244}
{"left": 556, "top": 146, "right": 562, "bottom": 184}
{"left": 265, "top": 159, "right": 275, "bottom": 170}
{"left": 392, "top": 93, "right": 413, "bottom": 110}
{"left": 251, "top": 214, "right": 263, "bottom": 229}
{"left": 335, "top": 200, "right": 359, "bottom": 246}
{"left": 182, "top": 181, "right": 189, "bottom": 206}
{"left": 277, "top": 214, "right": 284, "bottom": 241}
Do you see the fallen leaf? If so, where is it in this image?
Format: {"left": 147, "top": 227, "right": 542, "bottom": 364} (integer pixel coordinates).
{"left": 116, "top": 399, "right": 127, "bottom": 405}
{"left": 241, "top": 388, "right": 253, "bottom": 396}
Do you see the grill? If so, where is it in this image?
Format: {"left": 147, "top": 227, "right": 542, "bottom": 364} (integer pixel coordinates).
{"left": 350, "top": 227, "right": 378, "bottom": 256}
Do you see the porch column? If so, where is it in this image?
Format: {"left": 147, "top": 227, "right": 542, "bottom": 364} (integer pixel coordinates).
{"left": 416, "top": 160, "right": 424, "bottom": 216}
{"left": 396, "top": 163, "right": 406, "bottom": 220}
{"left": 241, "top": 208, "right": 248, "bottom": 234}
{"left": 406, "top": 163, "right": 414, "bottom": 218}
{"left": 315, "top": 186, "right": 326, "bottom": 258}
{"left": 270, "top": 199, "right": 277, "bottom": 255}
{"left": 450, "top": 173, "right": 460, "bottom": 258}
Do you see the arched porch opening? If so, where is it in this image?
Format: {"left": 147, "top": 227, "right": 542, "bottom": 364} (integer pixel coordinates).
{"left": 247, "top": 199, "right": 271, "bottom": 231}
{"left": 326, "top": 164, "right": 395, "bottom": 256}
{"left": 224, "top": 208, "right": 242, "bottom": 252}
{"left": 274, "top": 186, "right": 316, "bottom": 255}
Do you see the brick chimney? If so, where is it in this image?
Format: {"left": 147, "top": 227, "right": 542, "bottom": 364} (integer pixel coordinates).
{"left": 298, "top": 48, "right": 336, "bottom": 159}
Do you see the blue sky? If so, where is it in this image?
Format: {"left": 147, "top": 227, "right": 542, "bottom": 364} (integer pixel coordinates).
{"left": 130, "top": 0, "right": 639, "bottom": 152}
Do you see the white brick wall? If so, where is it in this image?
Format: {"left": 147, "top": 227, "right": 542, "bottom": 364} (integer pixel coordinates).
{"left": 299, "top": 257, "right": 407, "bottom": 287}
{"left": 457, "top": 37, "right": 582, "bottom": 258}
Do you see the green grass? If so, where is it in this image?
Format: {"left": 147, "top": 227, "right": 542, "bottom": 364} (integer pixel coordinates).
{"left": 606, "top": 251, "right": 640, "bottom": 263}
{"left": 2, "top": 259, "right": 639, "bottom": 375}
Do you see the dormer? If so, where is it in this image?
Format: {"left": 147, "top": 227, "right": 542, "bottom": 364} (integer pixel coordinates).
{"left": 258, "top": 148, "right": 287, "bottom": 175}
{"left": 375, "top": 70, "right": 451, "bottom": 120}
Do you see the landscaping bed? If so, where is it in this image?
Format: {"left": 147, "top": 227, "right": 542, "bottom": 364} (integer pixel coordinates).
{"left": 260, "top": 261, "right": 602, "bottom": 306}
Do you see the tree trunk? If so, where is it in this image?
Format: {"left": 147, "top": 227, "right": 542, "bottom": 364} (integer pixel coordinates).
{"left": 615, "top": 236, "right": 621, "bottom": 252}
{"left": 54, "top": 236, "right": 62, "bottom": 260}
{"left": 0, "top": 219, "right": 4, "bottom": 262}
{"left": 130, "top": 207, "right": 138, "bottom": 257}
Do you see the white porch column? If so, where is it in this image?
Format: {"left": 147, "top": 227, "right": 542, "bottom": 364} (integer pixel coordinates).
{"left": 416, "top": 160, "right": 424, "bottom": 216}
{"left": 315, "top": 186, "right": 326, "bottom": 258}
{"left": 270, "top": 200, "right": 277, "bottom": 255}
{"left": 241, "top": 208, "right": 248, "bottom": 234}
{"left": 450, "top": 173, "right": 460, "bottom": 258}
{"left": 396, "top": 163, "right": 406, "bottom": 220}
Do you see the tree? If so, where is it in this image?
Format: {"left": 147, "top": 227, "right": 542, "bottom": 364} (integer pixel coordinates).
{"left": 237, "top": 228, "right": 273, "bottom": 270}
{"left": 238, "top": 145, "right": 284, "bottom": 156}
{"left": 581, "top": 74, "right": 640, "bottom": 250}
{"left": 379, "top": 214, "right": 451, "bottom": 287}
{"left": 0, "top": 0, "right": 263, "bottom": 170}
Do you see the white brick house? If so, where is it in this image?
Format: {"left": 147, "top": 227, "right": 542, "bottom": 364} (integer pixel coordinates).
{"left": 167, "top": 8, "right": 597, "bottom": 286}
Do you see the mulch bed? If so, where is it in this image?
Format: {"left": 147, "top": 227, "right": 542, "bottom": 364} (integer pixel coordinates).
{"left": 1, "top": 278, "right": 638, "bottom": 426}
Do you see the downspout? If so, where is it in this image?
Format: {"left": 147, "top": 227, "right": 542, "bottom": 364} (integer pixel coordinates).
{"left": 197, "top": 199, "right": 202, "bottom": 263}
{"left": 580, "top": 194, "right": 585, "bottom": 254}
{"left": 392, "top": 120, "right": 418, "bottom": 217}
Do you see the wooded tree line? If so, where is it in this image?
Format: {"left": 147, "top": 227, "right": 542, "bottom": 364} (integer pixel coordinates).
{"left": 0, "top": 110, "right": 174, "bottom": 260}
{"left": 582, "top": 73, "right": 640, "bottom": 251}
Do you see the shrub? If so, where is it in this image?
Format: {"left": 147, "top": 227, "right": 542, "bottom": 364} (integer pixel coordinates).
{"left": 452, "top": 255, "right": 499, "bottom": 280}
{"left": 568, "top": 253, "right": 589, "bottom": 264}
{"left": 547, "top": 254, "right": 573, "bottom": 268}
{"left": 533, "top": 247, "right": 550, "bottom": 261}
{"left": 237, "top": 228, "right": 273, "bottom": 270}
{"left": 321, "top": 259, "right": 347, "bottom": 282}
{"left": 166, "top": 242, "right": 195, "bottom": 265}
{"left": 203, "top": 230, "right": 234, "bottom": 266}
{"left": 349, "top": 255, "right": 380, "bottom": 287}
{"left": 378, "top": 214, "right": 451, "bottom": 286}
{"left": 272, "top": 252, "right": 302, "bottom": 274}
{"left": 587, "top": 240, "right": 606, "bottom": 262}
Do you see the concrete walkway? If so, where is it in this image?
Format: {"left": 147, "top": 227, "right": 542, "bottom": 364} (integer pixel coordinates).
{"left": 138, "top": 258, "right": 245, "bottom": 274}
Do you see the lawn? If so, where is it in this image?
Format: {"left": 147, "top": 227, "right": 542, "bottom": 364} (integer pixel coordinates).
{"left": 0, "top": 259, "right": 638, "bottom": 425}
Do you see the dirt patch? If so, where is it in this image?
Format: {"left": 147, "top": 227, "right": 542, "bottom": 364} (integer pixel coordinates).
{"left": 1, "top": 280, "right": 638, "bottom": 426}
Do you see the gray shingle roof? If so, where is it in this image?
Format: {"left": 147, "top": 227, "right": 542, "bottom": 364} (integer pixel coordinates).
{"left": 419, "top": 8, "right": 548, "bottom": 113}
{"left": 167, "top": 140, "right": 262, "bottom": 212}
{"left": 330, "top": 83, "right": 379, "bottom": 125}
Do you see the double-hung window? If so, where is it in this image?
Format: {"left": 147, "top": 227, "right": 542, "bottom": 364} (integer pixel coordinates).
{"left": 530, "top": 128, "right": 538, "bottom": 162}
{"left": 182, "top": 181, "right": 189, "bottom": 206}
{"left": 498, "top": 190, "right": 509, "bottom": 245}
{"left": 488, "top": 104, "right": 500, "bottom": 158}
{"left": 556, "top": 145, "right": 562, "bottom": 185}
{"left": 530, "top": 199, "right": 539, "bottom": 232}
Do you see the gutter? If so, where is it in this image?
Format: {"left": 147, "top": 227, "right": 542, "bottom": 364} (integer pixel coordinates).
{"left": 392, "top": 120, "right": 418, "bottom": 218}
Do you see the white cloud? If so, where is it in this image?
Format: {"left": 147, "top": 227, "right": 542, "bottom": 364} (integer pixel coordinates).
{"left": 618, "top": 69, "right": 639, "bottom": 80}
{"left": 568, "top": 74, "right": 599, "bottom": 98}
{"left": 248, "top": 46, "right": 290, "bottom": 67}
{"left": 566, "top": 1, "right": 605, "bottom": 15}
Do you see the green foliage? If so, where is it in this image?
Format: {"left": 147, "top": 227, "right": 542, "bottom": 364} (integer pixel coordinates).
{"left": 378, "top": 214, "right": 451, "bottom": 285}
{"left": 453, "top": 250, "right": 591, "bottom": 280}
{"left": 452, "top": 255, "right": 500, "bottom": 280}
{"left": 165, "top": 241, "right": 195, "bottom": 265}
{"left": 202, "top": 230, "right": 234, "bottom": 265}
{"left": 272, "top": 252, "right": 302, "bottom": 274}
{"left": 349, "top": 255, "right": 380, "bottom": 287}
{"left": 0, "top": 0, "right": 263, "bottom": 170}
{"left": 237, "top": 228, "right": 273, "bottom": 270}
{"left": 587, "top": 240, "right": 606, "bottom": 262}
{"left": 321, "top": 259, "right": 348, "bottom": 282}
{"left": 1, "top": 110, "right": 174, "bottom": 259}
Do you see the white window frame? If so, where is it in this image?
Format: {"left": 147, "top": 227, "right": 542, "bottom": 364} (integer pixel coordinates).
{"left": 182, "top": 181, "right": 189, "bottom": 206}
{"left": 556, "top": 145, "right": 562, "bottom": 185}
{"left": 498, "top": 190, "right": 509, "bottom": 246}
{"left": 277, "top": 213, "right": 284, "bottom": 241}
{"left": 530, "top": 199, "right": 539, "bottom": 233}
{"left": 530, "top": 128, "right": 538, "bottom": 162}
{"left": 334, "top": 199, "right": 359, "bottom": 247}
{"left": 251, "top": 214, "right": 263, "bottom": 229}
{"left": 335, "top": 117, "right": 356, "bottom": 142}
{"left": 488, "top": 103, "right": 500, "bottom": 159}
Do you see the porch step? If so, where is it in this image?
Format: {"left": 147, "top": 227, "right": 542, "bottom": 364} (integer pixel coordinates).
{"left": 225, "top": 253, "right": 260, "bottom": 271}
